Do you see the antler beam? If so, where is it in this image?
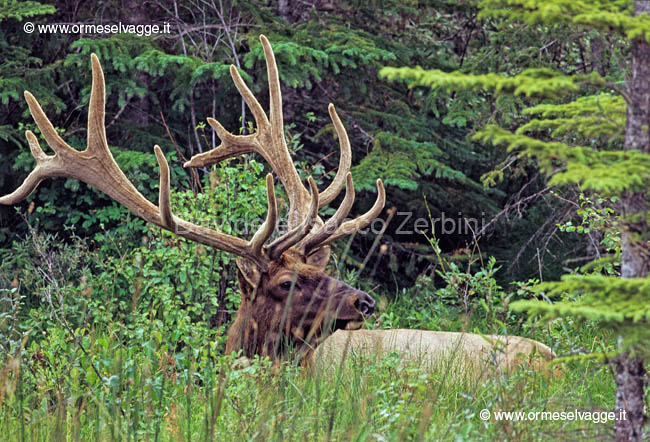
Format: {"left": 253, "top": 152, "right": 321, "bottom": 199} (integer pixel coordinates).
{"left": 0, "top": 54, "right": 277, "bottom": 269}
{"left": 183, "top": 35, "right": 385, "bottom": 258}
{"left": 1, "top": 35, "right": 386, "bottom": 268}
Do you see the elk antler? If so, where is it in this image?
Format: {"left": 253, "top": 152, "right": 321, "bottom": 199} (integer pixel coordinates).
{"left": 0, "top": 54, "right": 282, "bottom": 270}
{"left": 1, "top": 36, "right": 385, "bottom": 268}
{"left": 183, "top": 35, "right": 385, "bottom": 257}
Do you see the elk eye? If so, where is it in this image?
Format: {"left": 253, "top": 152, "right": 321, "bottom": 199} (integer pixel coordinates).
{"left": 279, "top": 281, "right": 294, "bottom": 291}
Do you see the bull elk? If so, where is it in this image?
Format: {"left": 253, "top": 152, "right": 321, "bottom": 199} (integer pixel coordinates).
{"left": 1, "top": 35, "right": 556, "bottom": 375}
{"left": 0, "top": 35, "right": 383, "bottom": 362}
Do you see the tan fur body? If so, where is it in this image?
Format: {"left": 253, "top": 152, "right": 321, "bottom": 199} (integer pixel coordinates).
{"left": 312, "top": 329, "right": 558, "bottom": 378}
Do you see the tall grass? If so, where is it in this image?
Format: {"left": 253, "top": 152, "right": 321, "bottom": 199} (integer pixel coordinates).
{"left": 0, "top": 313, "right": 617, "bottom": 441}
{"left": 0, "top": 220, "right": 621, "bottom": 440}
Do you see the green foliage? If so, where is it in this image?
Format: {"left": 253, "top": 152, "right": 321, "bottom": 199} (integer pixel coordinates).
{"left": 513, "top": 275, "right": 650, "bottom": 322}
{"left": 380, "top": 0, "right": 650, "bottom": 400}
{"left": 511, "top": 276, "right": 650, "bottom": 358}
{"left": 0, "top": 1, "right": 637, "bottom": 439}
{"left": 1, "top": 155, "right": 268, "bottom": 330}
{"left": 65, "top": 36, "right": 153, "bottom": 107}
{"left": 352, "top": 131, "right": 483, "bottom": 192}
{"left": 0, "top": 228, "right": 616, "bottom": 440}
{"left": 478, "top": 0, "right": 650, "bottom": 41}
{"left": 0, "top": 0, "right": 55, "bottom": 21}
{"left": 558, "top": 193, "right": 621, "bottom": 272}
{"left": 520, "top": 94, "right": 626, "bottom": 147}
{"left": 0, "top": 0, "right": 538, "bottom": 288}
{"left": 473, "top": 125, "right": 650, "bottom": 194}
{"left": 0, "top": 314, "right": 614, "bottom": 441}
{"left": 375, "top": 229, "right": 522, "bottom": 335}
{"left": 377, "top": 256, "right": 518, "bottom": 335}
{"left": 381, "top": 66, "right": 593, "bottom": 99}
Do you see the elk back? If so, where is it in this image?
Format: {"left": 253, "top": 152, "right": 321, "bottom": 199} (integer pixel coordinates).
{"left": 311, "top": 329, "right": 559, "bottom": 380}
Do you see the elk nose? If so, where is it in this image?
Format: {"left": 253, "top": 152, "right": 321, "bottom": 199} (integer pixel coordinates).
{"left": 355, "top": 292, "right": 375, "bottom": 316}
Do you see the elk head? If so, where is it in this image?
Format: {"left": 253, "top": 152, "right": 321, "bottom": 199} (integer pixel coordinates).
{"left": 0, "top": 35, "right": 385, "bottom": 363}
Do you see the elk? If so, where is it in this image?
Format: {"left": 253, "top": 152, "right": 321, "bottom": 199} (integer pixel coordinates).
{"left": 0, "top": 35, "right": 383, "bottom": 362}
{"left": 1, "top": 35, "right": 556, "bottom": 375}
{"left": 312, "top": 329, "right": 558, "bottom": 379}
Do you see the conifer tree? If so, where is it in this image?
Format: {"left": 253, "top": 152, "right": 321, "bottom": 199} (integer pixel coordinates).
{"left": 2, "top": 0, "right": 507, "bottom": 286}
{"left": 382, "top": 1, "right": 650, "bottom": 439}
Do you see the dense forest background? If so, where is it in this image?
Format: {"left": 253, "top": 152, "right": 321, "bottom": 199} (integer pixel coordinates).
{"left": 1, "top": 0, "right": 648, "bottom": 440}
{"left": 0, "top": 0, "right": 592, "bottom": 290}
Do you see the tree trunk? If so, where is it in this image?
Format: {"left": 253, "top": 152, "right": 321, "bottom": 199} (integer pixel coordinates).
{"left": 615, "top": 2, "right": 650, "bottom": 441}
{"left": 278, "top": 0, "right": 291, "bottom": 20}
{"left": 589, "top": 35, "right": 606, "bottom": 76}
{"left": 614, "top": 355, "right": 647, "bottom": 441}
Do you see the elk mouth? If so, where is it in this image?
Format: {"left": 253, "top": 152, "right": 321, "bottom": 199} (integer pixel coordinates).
{"left": 311, "top": 319, "right": 363, "bottom": 346}
{"left": 316, "top": 291, "right": 374, "bottom": 340}
{"left": 334, "top": 319, "right": 365, "bottom": 331}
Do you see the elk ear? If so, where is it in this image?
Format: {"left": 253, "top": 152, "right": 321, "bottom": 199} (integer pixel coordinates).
{"left": 235, "top": 258, "right": 261, "bottom": 299}
{"left": 306, "top": 246, "right": 331, "bottom": 269}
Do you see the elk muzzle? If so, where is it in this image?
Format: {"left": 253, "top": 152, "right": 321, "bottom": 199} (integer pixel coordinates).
{"left": 327, "top": 287, "right": 375, "bottom": 332}
{"left": 354, "top": 291, "right": 375, "bottom": 316}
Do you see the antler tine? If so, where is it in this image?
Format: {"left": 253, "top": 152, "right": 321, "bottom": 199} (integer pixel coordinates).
{"left": 229, "top": 64, "right": 270, "bottom": 130}
{"left": 182, "top": 63, "right": 270, "bottom": 169}
{"left": 184, "top": 119, "right": 258, "bottom": 168}
{"left": 262, "top": 35, "right": 283, "bottom": 144}
{"left": 298, "top": 173, "right": 355, "bottom": 252}
{"left": 318, "top": 104, "right": 352, "bottom": 208}
{"left": 308, "top": 179, "right": 386, "bottom": 252}
{"left": 154, "top": 145, "right": 174, "bottom": 229}
{"left": 88, "top": 54, "right": 110, "bottom": 156}
{"left": 0, "top": 131, "right": 49, "bottom": 205}
{"left": 249, "top": 174, "right": 278, "bottom": 256}
{"left": 0, "top": 78, "right": 96, "bottom": 206}
{"left": 184, "top": 35, "right": 310, "bottom": 229}
{"left": 259, "top": 35, "right": 310, "bottom": 227}
{"left": 267, "top": 176, "right": 320, "bottom": 259}
{"left": 25, "top": 91, "right": 78, "bottom": 158}
{"left": 0, "top": 53, "right": 280, "bottom": 269}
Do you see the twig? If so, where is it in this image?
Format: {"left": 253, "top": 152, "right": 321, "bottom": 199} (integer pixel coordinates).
{"left": 476, "top": 185, "right": 551, "bottom": 237}
{"left": 105, "top": 98, "right": 131, "bottom": 130}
